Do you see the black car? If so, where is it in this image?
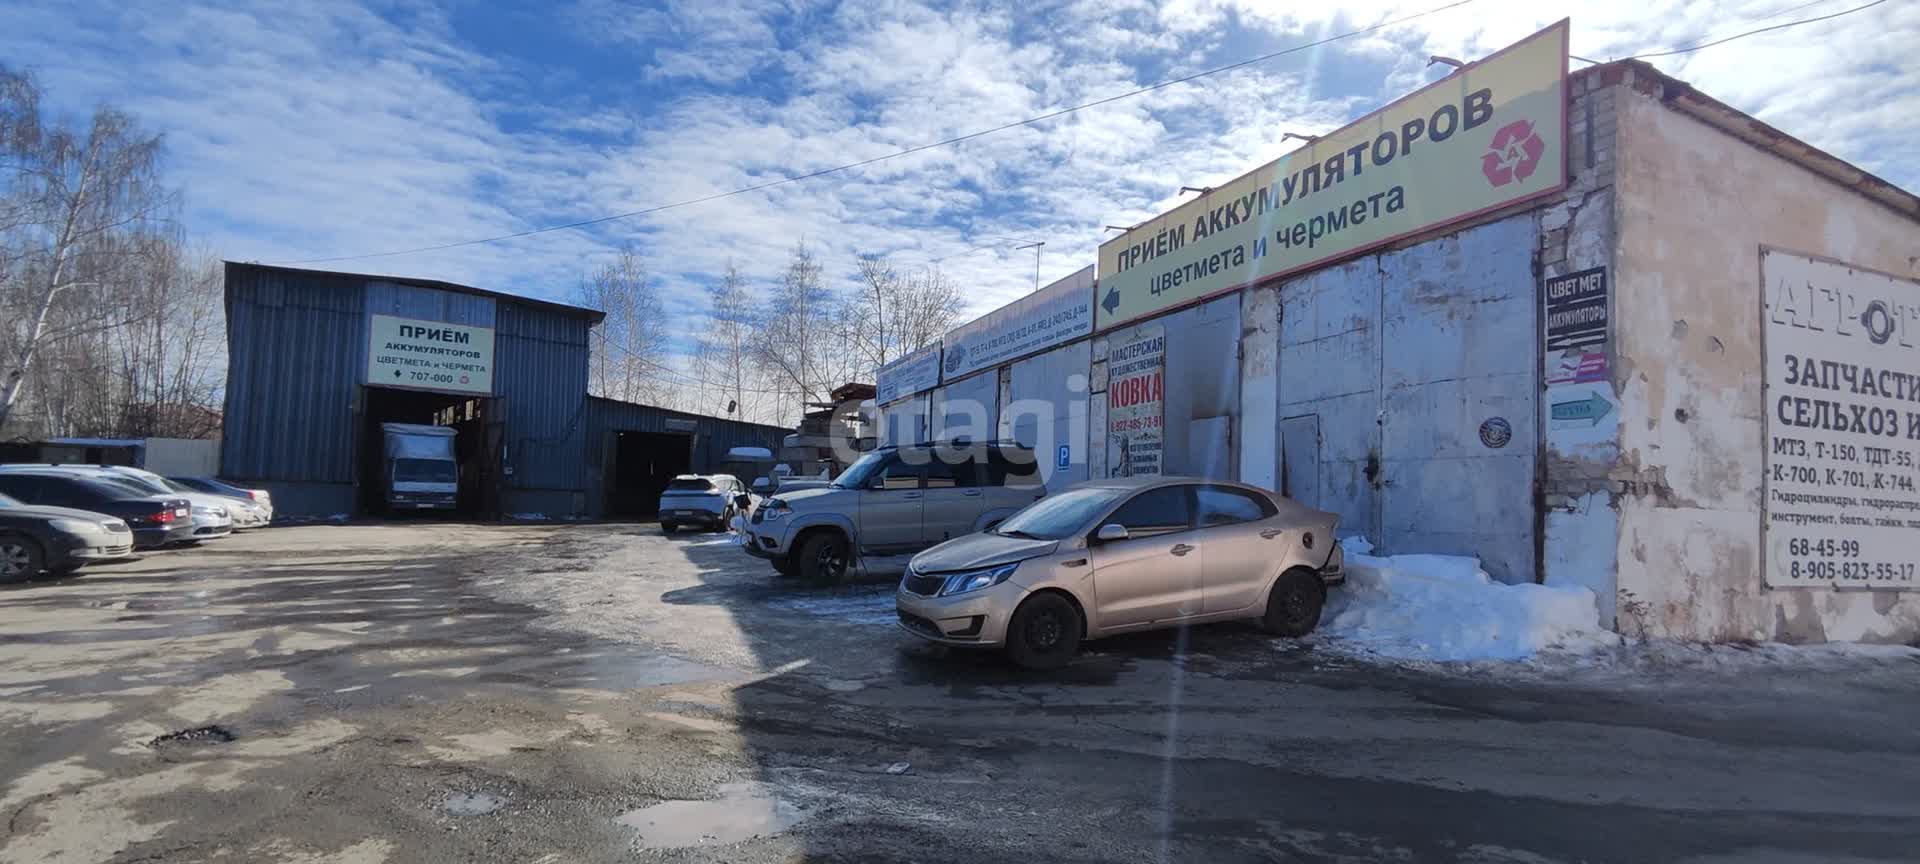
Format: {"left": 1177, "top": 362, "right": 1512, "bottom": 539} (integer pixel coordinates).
{"left": 0, "top": 472, "right": 194, "bottom": 550}
{"left": 0, "top": 492, "right": 137, "bottom": 583}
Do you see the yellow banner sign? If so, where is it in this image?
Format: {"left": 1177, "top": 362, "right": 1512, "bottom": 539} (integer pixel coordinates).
{"left": 1095, "top": 20, "right": 1568, "bottom": 331}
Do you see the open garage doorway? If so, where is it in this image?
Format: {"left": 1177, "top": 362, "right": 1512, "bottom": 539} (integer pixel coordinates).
{"left": 609, "top": 430, "right": 691, "bottom": 518}
{"left": 358, "top": 386, "right": 501, "bottom": 519}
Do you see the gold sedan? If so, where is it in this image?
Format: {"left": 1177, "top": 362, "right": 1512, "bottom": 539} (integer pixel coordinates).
{"left": 896, "top": 476, "right": 1344, "bottom": 669}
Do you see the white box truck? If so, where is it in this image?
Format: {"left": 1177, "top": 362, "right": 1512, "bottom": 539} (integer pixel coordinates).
{"left": 380, "top": 423, "right": 458, "bottom": 511}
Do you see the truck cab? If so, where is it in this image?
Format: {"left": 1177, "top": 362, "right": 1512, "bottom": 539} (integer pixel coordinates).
{"left": 381, "top": 423, "right": 458, "bottom": 511}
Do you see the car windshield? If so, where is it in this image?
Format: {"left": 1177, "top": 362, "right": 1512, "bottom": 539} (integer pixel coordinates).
{"left": 992, "top": 487, "right": 1127, "bottom": 540}
{"left": 107, "top": 472, "right": 169, "bottom": 495}
{"left": 830, "top": 451, "right": 890, "bottom": 489}
{"left": 394, "top": 459, "right": 457, "bottom": 484}
{"left": 91, "top": 476, "right": 159, "bottom": 499}
{"left": 0, "top": 493, "right": 18, "bottom": 508}
{"left": 665, "top": 478, "right": 715, "bottom": 492}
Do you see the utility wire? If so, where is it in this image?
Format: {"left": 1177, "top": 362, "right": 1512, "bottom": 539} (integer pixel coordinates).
{"left": 281, "top": 0, "right": 1481, "bottom": 266}
{"left": 1579, "top": 0, "right": 1889, "bottom": 63}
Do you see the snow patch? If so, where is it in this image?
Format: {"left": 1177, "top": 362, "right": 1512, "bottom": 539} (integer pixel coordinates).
{"left": 1319, "top": 537, "right": 1609, "bottom": 662}
{"left": 764, "top": 587, "right": 896, "bottom": 626}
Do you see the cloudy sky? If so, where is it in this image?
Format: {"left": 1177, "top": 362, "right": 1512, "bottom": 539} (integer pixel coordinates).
{"left": 2, "top": 0, "right": 1914, "bottom": 349}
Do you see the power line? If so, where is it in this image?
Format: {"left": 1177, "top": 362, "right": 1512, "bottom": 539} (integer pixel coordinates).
{"left": 1578, "top": 0, "right": 1889, "bottom": 63}
{"left": 280, "top": 0, "right": 1481, "bottom": 266}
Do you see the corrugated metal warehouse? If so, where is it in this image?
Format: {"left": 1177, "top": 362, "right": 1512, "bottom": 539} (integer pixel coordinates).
{"left": 222, "top": 262, "right": 786, "bottom": 520}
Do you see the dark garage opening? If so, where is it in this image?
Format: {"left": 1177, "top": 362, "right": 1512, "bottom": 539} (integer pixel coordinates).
{"left": 610, "top": 430, "right": 691, "bottom": 518}
{"left": 358, "top": 385, "right": 501, "bottom": 519}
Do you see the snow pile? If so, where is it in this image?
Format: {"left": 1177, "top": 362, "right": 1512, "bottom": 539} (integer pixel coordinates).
{"left": 765, "top": 586, "right": 896, "bottom": 626}
{"left": 1319, "top": 537, "right": 1609, "bottom": 662}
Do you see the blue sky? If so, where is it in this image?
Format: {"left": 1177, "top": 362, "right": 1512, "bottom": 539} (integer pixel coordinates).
{"left": 3, "top": 0, "right": 1916, "bottom": 352}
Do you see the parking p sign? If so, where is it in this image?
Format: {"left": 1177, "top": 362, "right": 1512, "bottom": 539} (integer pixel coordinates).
{"left": 1056, "top": 444, "right": 1071, "bottom": 470}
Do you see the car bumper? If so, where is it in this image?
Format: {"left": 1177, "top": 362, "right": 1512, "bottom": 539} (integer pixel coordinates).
{"left": 133, "top": 524, "right": 196, "bottom": 548}
{"left": 191, "top": 521, "right": 233, "bottom": 539}
{"left": 660, "top": 507, "right": 726, "bottom": 524}
{"left": 741, "top": 523, "right": 792, "bottom": 557}
{"left": 895, "top": 581, "right": 1025, "bottom": 647}
{"left": 49, "top": 534, "right": 137, "bottom": 567}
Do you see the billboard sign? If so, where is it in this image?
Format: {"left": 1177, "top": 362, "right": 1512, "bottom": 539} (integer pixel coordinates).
{"left": 875, "top": 343, "right": 943, "bottom": 405}
{"left": 943, "top": 265, "right": 1095, "bottom": 380}
{"left": 1095, "top": 19, "right": 1568, "bottom": 331}
{"left": 1106, "top": 325, "right": 1165, "bottom": 477}
{"left": 366, "top": 314, "right": 495, "bottom": 395}
{"left": 1761, "top": 249, "right": 1920, "bottom": 590}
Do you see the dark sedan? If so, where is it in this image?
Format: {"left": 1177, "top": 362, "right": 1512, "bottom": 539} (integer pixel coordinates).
{"left": 0, "top": 472, "right": 194, "bottom": 550}
{"left": 0, "top": 492, "right": 136, "bottom": 582}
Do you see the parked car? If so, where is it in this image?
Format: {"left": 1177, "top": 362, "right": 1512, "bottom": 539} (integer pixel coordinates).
{"left": 658, "top": 474, "right": 749, "bottom": 533}
{"left": 0, "top": 492, "right": 136, "bottom": 582}
{"left": 160, "top": 476, "right": 271, "bottom": 528}
{"left": 895, "top": 476, "right": 1344, "bottom": 669}
{"left": 743, "top": 440, "right": 1045, "bottom": 582}
{"left": 0, "top": 472, "right": 194, "bottom": 549}
{"left": 167, "top": 476, "right": 274, "bottom": 523}
{"left": 0, "top": 466, "right": 236, "bottom": 539}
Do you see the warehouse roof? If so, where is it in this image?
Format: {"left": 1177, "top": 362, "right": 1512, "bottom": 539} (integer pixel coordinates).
{"left": 225, "top": 262, "right": 607, "bottom": 324}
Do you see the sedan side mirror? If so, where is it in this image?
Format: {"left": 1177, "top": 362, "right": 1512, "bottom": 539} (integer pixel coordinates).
{"left": 1095, "top": 523, "right": 1130, "bottom": 543}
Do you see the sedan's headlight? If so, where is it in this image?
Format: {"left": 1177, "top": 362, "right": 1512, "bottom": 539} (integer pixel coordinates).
{"left": 939, "top": 562, "right": 1020, "bottom": 597}
{"left": 49, "top": 518, "right": 103, "bottom": 535}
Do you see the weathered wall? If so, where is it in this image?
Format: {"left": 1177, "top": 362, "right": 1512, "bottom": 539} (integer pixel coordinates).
{"left": 1092, "top": 295, "right": 1240, "bottom": 479}
{"left": 1612, "top": 70, "right": 1920, "bottom": 641}
{"left": 1537, "top": 71, "right": 1623, "bottom": 625}
{"left": 1004, "top": 339, "right": 1093, "bottom": 491}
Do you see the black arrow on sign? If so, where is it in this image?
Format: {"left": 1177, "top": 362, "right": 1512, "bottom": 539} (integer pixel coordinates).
{"left": 1102, "top": 285, "right": 1122, "bottom": 315}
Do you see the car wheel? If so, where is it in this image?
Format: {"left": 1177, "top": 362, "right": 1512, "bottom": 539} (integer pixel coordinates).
{"left": 796, "top": 531, "right": 850, "bottom": 585}
{"left": 1005, "top": 592, "right": 1082, "bottom": 670}
{"left": 770, "top": 556, "right": 800, "bottom": 578}
{"left": 1262, "top": 568, "right": 1326, "bottom": 637}
{"left": 0, "top": 534, "right": 45, "bottom": 584}
{"left": 660, "top": 523, "right": 677, "bottom": 534}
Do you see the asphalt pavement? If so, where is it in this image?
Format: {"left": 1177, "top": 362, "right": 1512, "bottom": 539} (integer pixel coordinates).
{"left": 2, "top": 522, "right": 1917, "bottom": 863}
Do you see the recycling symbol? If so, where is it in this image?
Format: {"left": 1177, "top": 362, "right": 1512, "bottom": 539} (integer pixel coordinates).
{"left": 1481, "top": 119, "right": 1545, "bottom": 187}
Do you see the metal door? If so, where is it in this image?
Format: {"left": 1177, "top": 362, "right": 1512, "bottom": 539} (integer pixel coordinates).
{"left": 918, "top": 457, "right": 985, "bottom": 546}
{"left": 857, "top": 455, "right": 923, "bottom": 555}
{"left": 1278, "top": 415, "right": 1321, "bottom": 506}
{"left": 1089, "top": 485, "right": 1202, "bottom": 628}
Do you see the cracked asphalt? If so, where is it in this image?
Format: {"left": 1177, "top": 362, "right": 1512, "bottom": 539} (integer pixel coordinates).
{"left": 2, "top": 522, "right": 1918, "bottom": 863}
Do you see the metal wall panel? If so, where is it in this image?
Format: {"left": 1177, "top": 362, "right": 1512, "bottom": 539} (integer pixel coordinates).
{"left": 496, "top": 303, "right": 592, "bottom": 494}
{"left": 1096, "top": 294, "right": 1240, "bottom": 479}
{"left": 221, "top": 264, "right": 365, "bottom": 486}
{"left": 1272, "top": 214, "right": 1539, "bottom": 583}
{"left": 1005, "top": 339, "right": 1092, "bottom": 491}
{"left": 931, "top": 372, "right": 997, "bottom": 441}
{"left": 583, "top": 396, "right": 790, "bottom": 516}
{"left": 364, "top": 281, "right": 498, "bottom": 328}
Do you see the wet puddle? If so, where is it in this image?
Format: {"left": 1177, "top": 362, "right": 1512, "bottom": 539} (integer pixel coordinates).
{"left": 614, "top": 783, "right": 804, "bottom": 849}
{"left": 443, "top": 791, "right": 507, "bottom": 817}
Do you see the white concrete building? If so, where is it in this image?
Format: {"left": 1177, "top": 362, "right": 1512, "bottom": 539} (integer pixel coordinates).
{"left": 879, "top": 25, "right": 1920, "bottom": 644}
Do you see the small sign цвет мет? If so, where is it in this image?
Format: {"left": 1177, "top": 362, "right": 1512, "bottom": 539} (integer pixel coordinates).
{"left": 1545, "top": 266, "right": 1608, "bottom": 385}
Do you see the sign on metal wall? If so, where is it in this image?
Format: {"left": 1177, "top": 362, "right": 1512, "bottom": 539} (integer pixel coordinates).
{"left": 1094, "top": 19, "right": 1568, "bottom": 331}
{"left": 874, "top": 343, "right": 942, "bottom": 405}
{"left": 1544, "top": 266, "right": 1608, "bottom": 385}
{"left": 943, "top": 266, "right": 1094, "bottom": 380}
{"left": 1106, "top": 325, "right": 1165, "bottom": 477}
{"left": 1761, "top": 249, "right": 1920, "bottom": 590}
{"left": 367, "top": 314, "right": 495, "bottom": 395}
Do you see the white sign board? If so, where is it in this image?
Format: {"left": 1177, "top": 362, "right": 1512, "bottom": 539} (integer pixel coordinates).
{"left": 1761, "top": 250, "right": 1920, "bottom": 589}
{"left": 874, "top": 343, "right": 942, "bottom": 405}
{"left": 367, "top": 314, "right": 495, "bottom": 395}
{"left": 1106, "top": 325, "right": 1165, "bottom": 477}
{"left": 943, "top": 266, "right": 1094, "bottom": 380}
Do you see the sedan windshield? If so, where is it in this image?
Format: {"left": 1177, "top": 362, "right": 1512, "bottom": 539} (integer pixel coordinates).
{"left": 992, "top": 487, "right": 1127, "bottom": 540}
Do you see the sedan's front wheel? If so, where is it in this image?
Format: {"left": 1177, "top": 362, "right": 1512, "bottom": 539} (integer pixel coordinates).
{"left": 1005, "top": 592, "right": 1082, "bottom": 670}
{"left": 0, "top": 534, "right": 45, "bottom": 584}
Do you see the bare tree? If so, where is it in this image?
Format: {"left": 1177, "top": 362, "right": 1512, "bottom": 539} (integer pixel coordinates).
{"left": 694, "top": 260, "right": 760, "bottom": 420}
{"left": 751, "top": 242, "right": 839, "bottom": 421}
{"left": 0, "top": 66, "right": 173, "bottom": 435}
{"left": 837, "top": 253, "right": 964, "bottom": 372}
{"left": 575, "top": 245, "right": 670, "bottom": 405}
